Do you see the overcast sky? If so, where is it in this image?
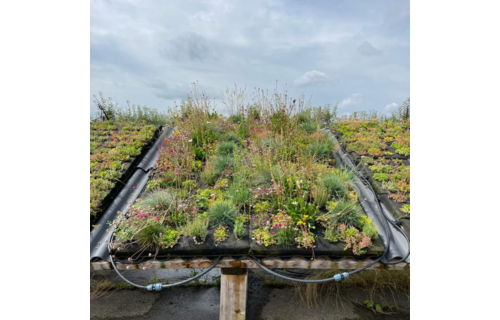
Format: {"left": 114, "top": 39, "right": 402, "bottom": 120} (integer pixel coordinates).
{"left": 90, "top": 0, "right": 409, "bottom": 116}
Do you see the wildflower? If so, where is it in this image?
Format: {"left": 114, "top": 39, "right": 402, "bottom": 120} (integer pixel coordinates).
{"left": 166, "top": 165, "right": 171, "bottom": 169}
{"left": 236, "top": 190, "right": 240, "bottom": 193}
{"left": 159, "top": 232, "right": 163, "bottom": 238}
{"left": 159, "top": 188, "right": 162, "bottom": 191}
{"left": 156, "top": 217, "right": 161, "bottom": 221}
{"left": 188, "top": 139, "right": 192, "bottom": 142}
{"left": 278, "top": 223, "right": 282, "bottom": 227}
{"left": 292, "top": 201, "right": 298, "bottom": 205}
{"left": 155, "top": 204, "right": 160, "bottom": 208}
{"left": 133, "top": 186, "right": 136, "bottom": 189}
{"left": 297, "top": 221, "right": 304, "bottom": 225}
{"left": 166, "top": 177, "right": 170, "bottom": 181}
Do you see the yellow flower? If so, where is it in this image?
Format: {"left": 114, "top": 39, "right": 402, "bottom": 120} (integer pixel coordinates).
{"left": 297, "top": 221, "right": 304, "bottom": 225}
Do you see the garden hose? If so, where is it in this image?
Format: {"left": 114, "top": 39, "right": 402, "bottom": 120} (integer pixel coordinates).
{"left": 107, "top": 232, "right": 222, "bottom": 291}
{"left": 250, "top": 256, "right": 351, "bottom": 283}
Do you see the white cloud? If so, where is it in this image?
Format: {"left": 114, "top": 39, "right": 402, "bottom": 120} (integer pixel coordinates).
{"left": 384, "top": 102, "right": 399, "bottom": 113}
{"left": 294, "top": 70, "right": 330, "bottom": 87}
{"left": 338, "top": 93, "right": 363, "bottom": 109}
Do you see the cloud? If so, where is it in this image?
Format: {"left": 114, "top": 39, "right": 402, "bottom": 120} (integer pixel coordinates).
{"left": 294, "top": 70, "right": 330, "bottom": 87}
{"left": 90, "top": 1, "right": 409, "bottom": 115}
{"left": 146, "top": 79, "right": 222, "bottom": 101}
{"left": 145, "top": 80, "right": 192, "bottom": 100}
{"left": 163, "top": 32, "right": 217, "bottom": 61}
{"left": 358, "top": 41, "right": 381, "bottom": 56}
{"left": 338, "top": 93, "right": 363, "bottom": 109}
{"left": 384, "top": 102, "right": 399, "bottom": 113}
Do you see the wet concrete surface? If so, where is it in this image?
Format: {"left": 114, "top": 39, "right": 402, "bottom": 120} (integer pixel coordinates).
{"left": 91, "top": 269, "right": 409, "bottom": 320}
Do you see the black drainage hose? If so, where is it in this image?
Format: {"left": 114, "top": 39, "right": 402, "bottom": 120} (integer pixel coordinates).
{"left": 135, "top": 166, "right": 155, "bottom": 174}
{"left": 337, "top": 142, "right": 410, "bottom": 266}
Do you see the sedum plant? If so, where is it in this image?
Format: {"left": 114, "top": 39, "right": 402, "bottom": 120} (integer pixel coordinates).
{"left": 214, "top": 225, "right": 229, "bottom": 246}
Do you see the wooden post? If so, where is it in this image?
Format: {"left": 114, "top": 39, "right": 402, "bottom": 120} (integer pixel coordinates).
{"left": 220, "top": 268, "right": 248, "bottom": 320}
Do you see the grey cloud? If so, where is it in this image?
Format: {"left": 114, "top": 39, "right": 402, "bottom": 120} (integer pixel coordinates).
{"left": 358, "top": 41, "right": 381, "bottom": 56}
{"left": 163, "top": 32, "right": 217, "bottom": 61}
{"left": 146, "top": 79, "right": 222, "bottom": 101}
{"left": 381, "top": 3, "right": 410, "bottom": 37}
{"left": 91, "top": 41, "right": 145, "bottom": 74}
{"left": 145, "top": 80, "right": 192, "bottom": 100}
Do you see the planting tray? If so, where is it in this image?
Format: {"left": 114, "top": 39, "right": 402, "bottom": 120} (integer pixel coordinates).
{"left": 101, "top": 128, "right": 410, "bottom": 263}
{"left": 91, "top": 125, "right": 164, "bottom": 228}
{"left": 109, "top": 139, "right": 390, "bottom": 260}
{"left": 333, "top": 131, "right": 410, "bottom": 161}
{"left": 114, "top": 228, "right": 251, "bottom": 259}
{"left": 248, "top": 227, "right": 385, "bottom": 259}
{"left": 112, "top": 224, "right": 385, "bottom": 259}
{"left": 331, "top": 130, "right": 410, "bottom": 237}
